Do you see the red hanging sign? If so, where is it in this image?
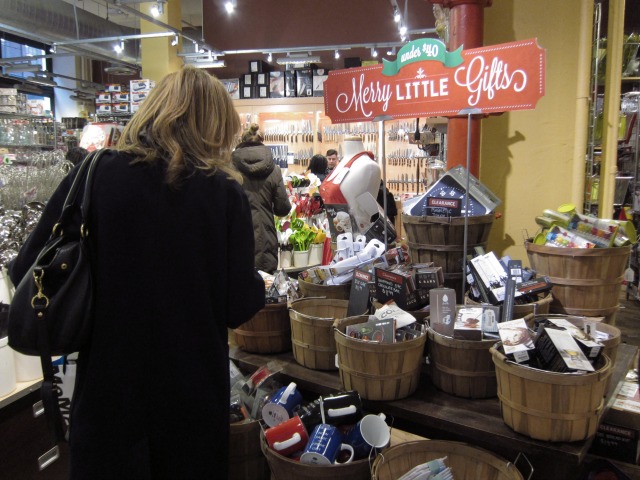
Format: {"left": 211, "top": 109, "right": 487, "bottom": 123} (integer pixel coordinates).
{"left": 323, "top": 38, "right": 546, "bottom": 123}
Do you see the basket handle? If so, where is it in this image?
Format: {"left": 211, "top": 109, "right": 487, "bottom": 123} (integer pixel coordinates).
{"left": 511, "top": 452, "right": 534, "bottom": 480}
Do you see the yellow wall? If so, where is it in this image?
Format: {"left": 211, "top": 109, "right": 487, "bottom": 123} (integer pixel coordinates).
{"left": 140, "top": 1, "right": 183, "bottom": 82}
{"left": 481, "top": 0, "right": 594, "bottom": 266}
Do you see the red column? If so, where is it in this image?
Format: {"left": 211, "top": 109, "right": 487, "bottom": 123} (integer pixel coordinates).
{"left": 429, "top": 0, "right": 492, "bottom": 177}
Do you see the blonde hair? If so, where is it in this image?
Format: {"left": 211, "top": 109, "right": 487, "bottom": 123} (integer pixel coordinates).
{"left": 116, "top": 66, "right": 241, "bottom": 187}
{"left": 241, "top": 123, "right": 264, "bottom": 143}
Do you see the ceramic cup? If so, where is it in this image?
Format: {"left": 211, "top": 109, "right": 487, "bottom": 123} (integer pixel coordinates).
{"left": 300, "top": 423, "right": 354, "bottom": 465}
{"left": 320, "top": 390, "right": 363, "bottom": 426}
{"left": 264, "top": 415, "right": 309, "bottom": 457}
{"left": 262, "top": 382, "right": 303, "bottom": 427}
{"left": 345, "top": 412, "right": 390, "bottom": 460}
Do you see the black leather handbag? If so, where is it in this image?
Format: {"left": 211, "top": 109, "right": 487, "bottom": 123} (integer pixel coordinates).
{"left": 7, "top": 148, "right": 106, "bottom": 467}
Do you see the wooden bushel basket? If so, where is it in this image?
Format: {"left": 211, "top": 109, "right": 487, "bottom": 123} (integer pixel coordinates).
{"left": 371, "top": 439, "right": 524, "bottom": 480}
{"left": 233, "top": 302, "right": 291, "bottom": 354}
{"left": 525, "top": 241, "right": 631, "bottom": 324}
{"left": 298, "top": 276, "right": 351, "bottom": 300}
{"left": 229, "top": 420, "right": 270, "bottom": 480}
{"left": 260, "top": 430, "right": 371, "bottom": 480}
{"left": 334, "top": 316, "right": 426, "bottom": 401}
{"left": 402, "top": 213, "right": 494, "bottom": 302}
{"left": 490, "top": 344, "right": 612, "bottom": 442}
{"left": 289, "top": 298, "right": 351, "bottom": 371}
{"left": 427, "top": 327, "right": 498, "bottom": 399}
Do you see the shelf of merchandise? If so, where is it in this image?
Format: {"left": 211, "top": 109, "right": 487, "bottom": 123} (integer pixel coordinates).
{"left": 0, "top": 112, "right": 60, "bottom": 151}
{"left": 233, "top": 97, "right": 447, "bottom": 198}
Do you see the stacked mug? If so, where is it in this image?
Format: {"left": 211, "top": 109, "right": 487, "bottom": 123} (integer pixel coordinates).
{"left": 262, "top": 384, "right": 391, "bottom": 465}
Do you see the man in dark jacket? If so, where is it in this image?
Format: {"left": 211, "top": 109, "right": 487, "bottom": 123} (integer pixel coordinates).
{"left": 232, "top": 124, "right": 292, "bottom": 273}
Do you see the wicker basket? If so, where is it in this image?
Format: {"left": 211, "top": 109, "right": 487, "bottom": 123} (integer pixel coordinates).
{"left": 491, "top": 344, "right": 611, "bottom": 442}
{"left": 525, "top": 241, "right": 631, "bottom": 324}
{"left": 371, "top": 439, "right": 523, "bottom": 480}
{"left": 289, "top": 298, "right": 351, "bottom": 371}
{"left": 334, "top": 316, "right": 426, "bottom": 401}
{"left": 233, "top": 302, "right": 291, "bottom": 354}
{"left": 298, "top": 276, "right": 351, "bottom": 300}
{"left": 229, "top": 420, "right": 270, "bottom": 480}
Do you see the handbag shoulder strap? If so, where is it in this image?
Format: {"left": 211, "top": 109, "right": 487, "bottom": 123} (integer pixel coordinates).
{"left": 54, "top": 149, "right": 108, "bottom": 235}
{"left": 79, "top": 148, "right": 108, "bottom": 235}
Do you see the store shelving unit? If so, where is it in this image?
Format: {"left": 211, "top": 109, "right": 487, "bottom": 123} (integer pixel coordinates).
{"left": 233, "top": 97, "right": 447, "bottom": 197}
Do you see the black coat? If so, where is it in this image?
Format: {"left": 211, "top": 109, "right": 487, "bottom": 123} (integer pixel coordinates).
{"left": 9, "top": 150, "right": 265, "bottom": 479}
{"left": 232, "top": 142, "right": 291, "bottom": 273}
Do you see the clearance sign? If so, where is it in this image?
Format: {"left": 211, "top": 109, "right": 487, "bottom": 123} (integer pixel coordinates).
{"left": 323, "top": 38, "right": 546, "bottom": 123}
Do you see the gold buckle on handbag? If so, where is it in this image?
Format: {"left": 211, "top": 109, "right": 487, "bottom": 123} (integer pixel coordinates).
{"left": 31, "top": 269, "right": 50, "bottom": 309}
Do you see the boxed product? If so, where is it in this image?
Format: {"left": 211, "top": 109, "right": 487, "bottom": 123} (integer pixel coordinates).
{"left": 534, "top": 326, "right": 594, "bottom": 372}
{"left": 240, "top": 81, "right": 255, "bottom": 99}
{"left": 112, "top": 103, "right": 130, "bottom": 113}
{"left": 95, "top": 92, "right": 112, "bottom": 104}
{"left": 497, "top": 318, "right": 534, "bottom": 363}
{"left": 285, "top": 70, "right": 296, "bottom": 97}
{"left": 453, "top": 306, "right": 483, "bottom": 340}
{"left": 130, "top": 102, "right": 143, "bottom": 114}
{"left": 130, "top": 79, "right": 155, "bottom": 92}
{"left": 96, "top": 104, "right": 112, "bottom": 114}
{"left": 429, "top": 288, "right": 456, "bottom": 336}
{"left": 257, "top": 85, "right": 269, "bottom": 99}
{"left": 345, "top": 316, "right": 396, "bottom": 343}
{"left": 111, "top": 92, "right": 130, "bottom": 103}
{"left": 131, "top": 92, "right": 148, "bottom": 103}
{"left": 105, "top": 84, "right": 123, "bottom": 93}
{"left": 220, "top": 78, "right": 240, "bottom": 99}
{"left": 269, "top": 72, "right": 285, "bottom": 98}
{"left": 296, "top": 68, "right": 313, "bottom": 97}
{"left": 374, "top": 266, "right": 428, "bottom": 311}
{"left": 312, "top": 68, "right": 329, "bottom": 97}
{"left": 545, "top": 318, "right": 603, "bottom": 361}
{"left": 248, "top": 59, "right": 272, "bottom": 73}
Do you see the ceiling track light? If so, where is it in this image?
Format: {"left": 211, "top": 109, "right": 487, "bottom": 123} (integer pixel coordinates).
{"left": 114, "top": 40, "right": 125, "bottom": 54}
{"left": 171, "top": 35, "right": 179, "bottom": 47}
{"left": 393, "top": 6, "right": 401, "bottom": 23}
{"left": 386, "top": 46, "right": 396, "bottom": 56}
{"left": 150, "top": 1, "right": 165, "bottom": 18}
{"left": 399, "top": 24, "right": 408, "bottom": 36}
{"left": 276, "top": 53, "right": 321, "bottom": 66}
{"left": 371, "top": 47, "right": 378, "bottom": 58}
{"left": 267, "top": 52, "right": 273, "bottom": 62}
{"left": 225, "top": 0, "right": 237, "bottom": 14}
{"left": 334, "top": 50, "right": 340, "bottom": 59}
{"left": 3, "top": 64, "right": 42, "bottom": 74}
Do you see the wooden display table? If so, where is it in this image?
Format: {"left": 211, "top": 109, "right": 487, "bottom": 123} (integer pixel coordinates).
{"left": 230, "top": 343, "right": 637, "bottom": 480}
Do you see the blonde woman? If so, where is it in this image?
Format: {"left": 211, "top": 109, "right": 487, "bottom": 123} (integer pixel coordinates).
{"left": 9, "top": 66, "right": 265, "bottom": 479}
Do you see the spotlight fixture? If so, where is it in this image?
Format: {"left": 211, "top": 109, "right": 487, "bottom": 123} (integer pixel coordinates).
{"left": 386, "top": 46, "right": 396, "bottom": 56}
{"left": 3, "top": 64, "right": 42, "bottom": 74}
{"left": 371, "top": 48, "right": 378, "bottom": 58}
{"left": 49, "top": 45, "right": 56, "bottom": 54}
{"left": 225, "top": 0, "right": 237, "bottom": 14}
{"left": 267, "top": 52, "right": 273, "bottom": 62}
{"left": 171, "top": 35, "right": 179, "bottom": 47}
{"left": 150, "top": 2, "right": 163, "bottom": 18}
{"left": 393, "top": 6, "right": 401, "bottom": 23}
{"left": 334, "top": 50, "right": 340, "bottom": 60}
{"left": 399, "top": 24, "right": 407, "bottom": 36}
{"left": 113, "top": 40, "right": 125, "bottom": 54}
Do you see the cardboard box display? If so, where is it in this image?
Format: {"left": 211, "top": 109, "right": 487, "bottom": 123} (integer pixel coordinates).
{"left": 257, "top": 85, "right": 269, "bottom": 99}
{"left": 255, "top": 72, "right": 269, "bottom": 86}
{"left": 429, "top": 288, "right": 456, "bottom": 337}
{"left": 453, "top": 307, "right": 483, "bottom": 340}
{"left": 130, "top": 102, "right": 143, "bottom": 114}
{"left": 0, "top": 88, "right": 18, "bottom": 96}
{"left": 269, "top": 72, "right": 285, "bottom": 98}
{"left": 105, "top": 84, "right": 123, "bottom": 93}
{"left": 242, "top": 73, "right": 255, "bottom": 86}
{"left": 296, "top": 69, "right": 313, "bottom": 97}
{"left": 313, "top": 68, "right": 329, "bottom": 97}
{"left": 497, "top": 318, "right": 534, "bottom": 363}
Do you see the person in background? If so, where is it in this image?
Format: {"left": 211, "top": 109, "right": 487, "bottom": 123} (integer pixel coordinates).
{"left": 377, "top": 180, "right": 397, "bottom": 225}
{"left": 306, "top": 154, "right": 328, "bottom": 182}
{"left": 232, "top": 123, "right": 292, "bottom": 273}
{"left": 65, "top": 146, "right": 89, "bottom": 166}
{"left": 9, "top": 66, "right": 265, "bottom": 479}
{"left": 326, "top": 149, "right": 339, "bottom": 175}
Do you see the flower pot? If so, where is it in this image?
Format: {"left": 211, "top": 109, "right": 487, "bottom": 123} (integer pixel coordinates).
{"left": 308, "top": 243, "right": 323, "bottom": 266}
{"left": 280, "top": 250, "right": 293, "bottom": 269}
{"left": 293, "top": 250, "right": 309, "bottom": 268}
